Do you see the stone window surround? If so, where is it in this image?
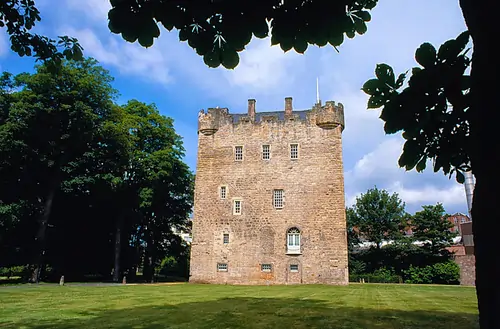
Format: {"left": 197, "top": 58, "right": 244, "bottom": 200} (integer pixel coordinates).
{"left": 234, "top": 145, "right": 244, "bottom": 161}
{"left": 286, "top": 227, "right": 301, "bottom": 255}
{"left": 219, "top": 185, "right": 228, "bottom": 199}
{"left": 233, "top": 198, "right": 242, "bottom": 215}
{"left": 273, "top": 189, "right": 284, "bottom": 209}
{"left": 217, "top": 263, "right": 228, "bottom": 272}
{"left": 261, "top": 264, "right": 272, "bottom": 272}
{"left": 290, "top": 143, "right": 299, "bottom": 159}
{"left": 262, "top": 144, "right": 271, "bottom": 160}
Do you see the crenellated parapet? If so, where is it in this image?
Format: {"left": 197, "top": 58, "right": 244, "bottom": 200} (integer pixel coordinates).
{"left": 198, "top": 97, "right": 345, "bottom": 135}
{"left": 312, "top": 101, "right": 345, "bottom": 131}
{"left": 198, "top": 107, "right": 232, "bottom": 135}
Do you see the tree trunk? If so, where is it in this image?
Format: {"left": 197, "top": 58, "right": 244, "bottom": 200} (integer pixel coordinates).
{"left": 113, "top": 217, "right": 123, "bottom": 282}
{"left": 31, "top": 182, "right": 57, "bottom": 283}
{"left": 142, "top": 228, "right": 156, "bottom": 283}
{"left": 460, "top": 1, "right": 500, "bottom": 328}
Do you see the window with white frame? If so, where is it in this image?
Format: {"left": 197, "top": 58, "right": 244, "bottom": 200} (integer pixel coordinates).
{"left": 217, "top": 263, "right": 228, "bottom": 272}
{"left": 261, "top": 264, "right": 272, "bottom": 272}
{"left": 262, "top": 145, "right": 270, "bottom": 160}
{"left": 290, "top": 144, "right": 298, "bottom": 159}
{"left": 220, "top": 186, "right": 227, "bottom": 199}
{"left": 233, "top": 200, "right": 242, "bottom": 215}
{"left": 287, "top": 227, "right": 301, "bottom": 254}
{"left": 223, "top": 233, "right": 229, "bottom": 244}
{"left": 290, "top": 264, "right": 299, "bottom": 272}
{"left": 235, "top": 146, "right": 243, "bottom": 161}
{"left": 273, "top": 189, "right": 284, "bottom": 209}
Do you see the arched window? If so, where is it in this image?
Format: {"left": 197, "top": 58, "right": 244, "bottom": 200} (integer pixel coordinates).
{"left": 287, "top": 227, "right": 301, "bottom": 254}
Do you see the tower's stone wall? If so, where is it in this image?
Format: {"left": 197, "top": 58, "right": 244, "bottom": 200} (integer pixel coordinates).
{"left": 190, "top": 98, "right": 348, "bottom": 285}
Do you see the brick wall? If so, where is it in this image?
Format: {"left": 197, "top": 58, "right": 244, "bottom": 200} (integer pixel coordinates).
{"left": 190, "top": 99, "right": 348, "bottom": 285}
{"left": 455, "top": 254, "right": 476, "bottom": 286}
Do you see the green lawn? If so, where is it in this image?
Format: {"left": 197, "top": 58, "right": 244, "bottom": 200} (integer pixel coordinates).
{"left": 0, "top": 283, "right": 478, "bottom": 329}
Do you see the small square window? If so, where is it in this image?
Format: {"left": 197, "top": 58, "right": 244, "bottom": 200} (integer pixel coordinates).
{"left": 234, "top": 200, "right": 242, "bottom": 215}
{"left": 261, "top": 264, "right": 272, "bottom": 272}
{"left": 290, "top": 264, "right": 299, "bottom": 272}
{"left": 235, "top": 146, "right": 243, "bottom": 161}
{"left": 290, "top": 144, "right": 298, "bottom": 159}
{"left": 223, "top": 233, "right": 229, "bottom": 244}
{"left": 262, "top": 145, "right": 270, "bottom": 160}
{"left": 220, "top": 186, "right": 227, "bottom": 199}
{"left": 273, "top": 189, "right": 283, "bottom": 209}
{"left": 217, "top": 263, "right": 228, "bottom": 272}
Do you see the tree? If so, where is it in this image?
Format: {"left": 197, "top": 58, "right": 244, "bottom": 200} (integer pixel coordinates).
{"left": 0, "top": 0, "right": 82, "bottom": 64}
{"left": 111, "top": 100, "right": 194, "bottom": 283}
{"left": 350, "top": 187, "right": 406, "bottom": 249}
{"left": 345, "top": 207, "right": 360, "bottom": 251}
{"left": 0, "top": 58, "right": 117, "bottom": 282}
{"left": 105, "top": 1, "right": 497, "bottom": 325}
{"left": 411, "top": 203, "right": 457, "bottom": 256}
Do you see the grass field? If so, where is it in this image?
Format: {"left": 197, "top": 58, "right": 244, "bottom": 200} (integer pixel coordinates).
{"left": 0, "top": 283, "right": 478, "bottom": 329}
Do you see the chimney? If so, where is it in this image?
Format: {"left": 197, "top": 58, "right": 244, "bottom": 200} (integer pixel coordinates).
{"left": 285, "top": 97, "right": 293, "bottom": 117}
{"left": 248, "top": 99, "right": 256, "bottom": 119}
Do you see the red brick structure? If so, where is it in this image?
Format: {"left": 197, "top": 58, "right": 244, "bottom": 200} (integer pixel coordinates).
{"left": 447, "top": 212, "right": 471, "bottom": 234}
{"left": 189, "top": 98, "right": 348, "bottom": 285}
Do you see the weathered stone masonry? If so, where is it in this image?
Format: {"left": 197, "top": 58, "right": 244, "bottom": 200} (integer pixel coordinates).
{"left": 189, "top": 97, "right": 348, "bottom": 285}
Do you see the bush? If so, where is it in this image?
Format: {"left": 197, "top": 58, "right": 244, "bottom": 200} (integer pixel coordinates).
{"left": 403, "top": 261, "right": 459, "bottom": 285}
{"left": 0, "top": 265, "right": 28, "bottom": 278}
{"left": 430, "top": 261, "right": 460, "bottom": 285}
{"left": 350, "top": 267, "right": 401, "bottom": 283}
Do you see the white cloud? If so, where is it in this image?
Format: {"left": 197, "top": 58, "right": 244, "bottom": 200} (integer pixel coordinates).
{"left": 62, "top": 28, "right": 172, "bottom": 85}
{"left": 388, "top": 182, "right": 466, "bottom": 208}
{"left": 65, "top": 0, "right": 111, "bottom": 21}
{"left": 344, "top": 138, "right": 467, "bottom": 213}
{"left": 225, "top": 39, "right": 302, "bottom": 92}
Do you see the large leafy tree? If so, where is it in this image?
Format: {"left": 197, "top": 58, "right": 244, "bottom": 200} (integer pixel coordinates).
{"left": 112, "top": 100, "right": 194, "bottom": 283}
{"left": 105, "top": 1, "right": 497, "bottom": 326}
{"left": 0, "top": 59, "right": 117, "bottom": 281}
{"left": 349, "top": 187, "right": 406, "bottom": 249}
{"left": 411, "top": 203, "right": 457, "bottom": 256}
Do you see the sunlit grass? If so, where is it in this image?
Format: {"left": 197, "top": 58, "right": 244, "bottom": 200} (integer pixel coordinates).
{"left": 0, "top": 283, "right": 478, "bottom": 329}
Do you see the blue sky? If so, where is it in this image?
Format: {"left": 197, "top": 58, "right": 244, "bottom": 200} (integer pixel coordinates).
{"left": 0, "top": 0, "right": 469, "bottom": 215}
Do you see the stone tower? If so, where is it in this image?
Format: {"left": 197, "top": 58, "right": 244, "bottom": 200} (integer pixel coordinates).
{"left": 189, "top": 97, "right": 348, "bottom": 285}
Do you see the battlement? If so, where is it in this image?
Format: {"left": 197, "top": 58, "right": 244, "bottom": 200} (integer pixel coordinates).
{"left": 197, "top": 97, "right": 345, "bottom": 135}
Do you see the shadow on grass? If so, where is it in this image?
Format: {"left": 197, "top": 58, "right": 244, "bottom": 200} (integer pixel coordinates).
{"left": 4, "top": 297, "right": 478, "bottom": 329}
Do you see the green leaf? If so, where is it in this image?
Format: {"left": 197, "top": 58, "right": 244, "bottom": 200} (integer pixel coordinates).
{"left": 375, "top": 64, "right": 396, "bottom": 88}
{"left": 293, "top": 38, "right": 308, "bottom": 54}
{"left": 253, "top": 20, "right": 269, "bottom": 39}
{"left": 72, "top": 46, "right": 84, "bottom": 61}
{"left": 221, "top": 49, "right": 239, "bottom": 69}
{"left": 415, "top": 42, "right": 436, "bottom": 68}
{"left": 416, "top": 158, "right": 426, "bottom": 172}
{"left": 179, "top": 28, "right": 189, "bottom": 42}
{"left": 367, "top": 94, "right": 385, "bottom": 109}
{"left": 354, "top": 20, "right": 367, "bottom": 35}
{"left": 138, "top": 34, "right": 154, "bottom": 48}
{"left": 280, "top": 37, "right": 294, "bottom": 52}
{"left": 346, "top": 29, "right": 356, "bottom": 39}
{"left": 203, "top": 50, "right": 221, "bottom": 68}
{"left": 357, "top": 11, "right": 371, "bottom": 22}
{"left": 362, "top": 78, "right": 384, "bottom": 95}
{"left": 395, "top": 72, "right": 407, "bottom": 88}
{"left": 328, "top": 33, "right": 344, "bottom": 47}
